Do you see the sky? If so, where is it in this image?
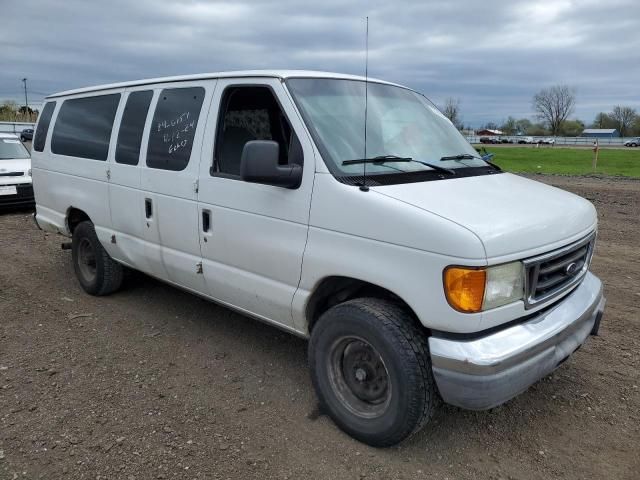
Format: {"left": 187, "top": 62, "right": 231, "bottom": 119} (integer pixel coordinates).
{"left": 1, "top": 0, "right": 639, "bottom": 127}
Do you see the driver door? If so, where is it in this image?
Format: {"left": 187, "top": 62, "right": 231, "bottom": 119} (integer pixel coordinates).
{"left": 197, "top": 78, "right": 315, "bottom": 328}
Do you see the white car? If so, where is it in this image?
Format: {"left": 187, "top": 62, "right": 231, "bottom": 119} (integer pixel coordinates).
{"left": 0, "top": 133, "right": 34, "bottom": 208}
{"left": 624, "top": 137, "right": 639, "bottom": 147}
{"left": 31, "top": 70, "right": 605, "bottom": 447}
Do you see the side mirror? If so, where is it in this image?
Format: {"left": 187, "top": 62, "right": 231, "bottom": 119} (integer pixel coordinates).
{"left": 240, "top": 140, "right": 302, "bottom": 189}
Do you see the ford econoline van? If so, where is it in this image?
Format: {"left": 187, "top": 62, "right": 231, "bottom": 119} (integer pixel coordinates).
{"left": 31, "top": 71, "right": 605, "bottom": 447}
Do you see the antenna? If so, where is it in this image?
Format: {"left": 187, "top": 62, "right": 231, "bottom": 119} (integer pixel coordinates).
{"left": 360, "top": 16, "right": 370, "bottom": 192}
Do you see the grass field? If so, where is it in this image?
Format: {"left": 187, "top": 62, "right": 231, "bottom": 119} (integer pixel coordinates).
{"left": 479, "top": 147, "right": 640, "bottom": 178}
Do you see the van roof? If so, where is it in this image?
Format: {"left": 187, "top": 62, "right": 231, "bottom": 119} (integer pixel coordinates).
{"left": 46, "top": 70, "right": 406, "bottom": 99}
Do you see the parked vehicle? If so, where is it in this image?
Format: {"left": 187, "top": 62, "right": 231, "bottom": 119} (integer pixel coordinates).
{"left": 539, "top": 138, "right": 556, "bottom": 145}
{"left": 0, "top": 133, "right": 34, "bottom": 208}
{"left": 500, "top": 137, "right": 514, "bottom": 144}
{"left": 517, "top": 136, "right": 534, "bottom": 144}
{"left": 624, "top": 137, "right": 639, "bottom": 147}
{"left": 20, "top": 128, "right": 34, "bottom": 142}
{"left": 31, "top": 71, "right": 606, "bottom": 447}
{"left": 479, "top": 136, "right": 500, "bottom": 144}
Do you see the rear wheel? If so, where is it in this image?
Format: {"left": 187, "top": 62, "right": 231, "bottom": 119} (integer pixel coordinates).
{"left": 309, "top": 298, "right": 438, "bottom": 447}
{"left": 72, "top": 221, "right": 123, "bottom": 296}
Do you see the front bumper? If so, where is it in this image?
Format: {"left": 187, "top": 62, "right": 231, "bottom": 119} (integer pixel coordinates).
{"left": 429, "top": 271, "right": 605, "bottom": 410}
{"left": 0, "top": 183, "right": 34, "bottom": 208}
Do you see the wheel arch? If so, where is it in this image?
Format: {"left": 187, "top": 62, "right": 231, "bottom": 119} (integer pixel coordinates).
{"left": 66, "top": 206, "right": 91, "bottom": 234}
{"left": 305, "top": 276, "right": 425, "bottom": 334}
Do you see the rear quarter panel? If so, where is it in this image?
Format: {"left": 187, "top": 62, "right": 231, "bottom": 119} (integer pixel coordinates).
{"left": 32, "top": 92, "right": 118, "bottom": 245}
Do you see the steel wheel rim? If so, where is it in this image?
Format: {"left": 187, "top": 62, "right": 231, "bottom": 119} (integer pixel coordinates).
{"left": 327, "top": 335, "right": 392, "bottom": 419}
{"left": 77, "top": 237, "right": 97, "bottom": 283}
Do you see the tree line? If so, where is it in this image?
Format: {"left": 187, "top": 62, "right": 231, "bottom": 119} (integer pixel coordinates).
{"left": 0, "top": 101, "right": 39, "bottom": 123}
{"left": 442, "top": 86, "right": 640, "bottom": 137}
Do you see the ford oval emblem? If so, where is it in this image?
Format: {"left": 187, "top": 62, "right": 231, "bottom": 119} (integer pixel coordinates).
{"left": 565, "top": 262, "right": 579, "bottom": 275}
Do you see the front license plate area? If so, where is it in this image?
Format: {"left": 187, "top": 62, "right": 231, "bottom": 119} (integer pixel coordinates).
{"left": 0, "top": 185, "right": 18, "bottom": 196}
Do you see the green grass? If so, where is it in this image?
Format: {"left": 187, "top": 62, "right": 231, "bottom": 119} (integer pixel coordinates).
{"left": 479, "top": 147, "right": 640, "bottom": 178}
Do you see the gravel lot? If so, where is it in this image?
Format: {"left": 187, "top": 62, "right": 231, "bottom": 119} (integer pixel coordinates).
{"left": 1, "top": 174, "right": 638, "bottom": 480}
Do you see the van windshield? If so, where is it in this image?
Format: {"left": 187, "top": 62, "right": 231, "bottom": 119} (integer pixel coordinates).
{"left": 0, "top": 138, "right": 30, "bottom": 160}
{"left": 286, "top": 78, "right": 487, "bottom": 179}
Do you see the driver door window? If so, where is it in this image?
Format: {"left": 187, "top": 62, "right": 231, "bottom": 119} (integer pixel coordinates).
{"left": 212, "top": 86, "right": 301, "bottom": 177}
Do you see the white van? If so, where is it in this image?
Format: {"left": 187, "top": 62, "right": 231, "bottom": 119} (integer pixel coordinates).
{"left": 32, "top": 71, "right": 605, "bottom": 446}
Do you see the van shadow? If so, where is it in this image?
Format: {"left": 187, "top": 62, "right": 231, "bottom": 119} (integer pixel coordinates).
{"left": 119, "top": 268, "right": 309, "bottom": 365}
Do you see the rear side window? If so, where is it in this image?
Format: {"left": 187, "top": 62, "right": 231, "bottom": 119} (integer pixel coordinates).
{"left": 115, "top": 90, "right": 153, "bottom": 165}
{"left": 51, "top": 93, "right": 120, "bottom": 161}
{"left": 146, "top": 87, "right": 205, "bottom": 171}
{"left": 33, "top": 101, "right": 56, "bottom": 152}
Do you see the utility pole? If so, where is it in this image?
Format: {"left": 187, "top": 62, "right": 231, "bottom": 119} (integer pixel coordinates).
{"left": 21, "top": 78, "right": 29, "bottom": 118}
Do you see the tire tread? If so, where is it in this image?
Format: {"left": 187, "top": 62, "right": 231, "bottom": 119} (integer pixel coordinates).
{"left": 352, "top": 298, "right": 440, "bottom": 438}
{"left": 310, "top": 297, "right": 439, "bottom": 446}
{"left": 73, "top": 221, "right": 123, "bottom": 296}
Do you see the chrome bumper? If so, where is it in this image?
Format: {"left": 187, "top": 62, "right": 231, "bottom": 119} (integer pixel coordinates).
{"left": 429, "top": 271, "right": 605, "bottom": 410}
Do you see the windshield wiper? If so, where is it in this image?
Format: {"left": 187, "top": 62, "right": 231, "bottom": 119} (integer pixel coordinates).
{"left": 440, "top": 153, "right": 502, "bottom": 171}
{"left": 343, "top": 155, "right": 412, "bottom": 165}
{"left": 343, "top": 155, "right": 456, "bottom": 175}
{"left": 439, "top": 153, "right": 482, "bottom": 161}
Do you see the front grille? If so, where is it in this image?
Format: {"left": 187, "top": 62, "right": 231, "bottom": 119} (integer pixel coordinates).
{"left": 0, "top": 183, "right": 34, "bottom": 206}
{"left": 523, "top": 232, "right": 595, "bottom": 309}
{"left": 0, "top": 172, "right": 24, "bottom": 177}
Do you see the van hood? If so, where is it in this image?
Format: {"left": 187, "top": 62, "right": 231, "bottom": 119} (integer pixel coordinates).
{"left": 372, "top": 173, "right": 596, "bottom": 259}
{"left": 0, "top": 158, "right": 32, "bottom": 185}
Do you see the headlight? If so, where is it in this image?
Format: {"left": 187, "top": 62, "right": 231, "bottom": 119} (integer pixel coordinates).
{"left": 28, "top": 168, "right": 32, "bottom": 177}
{"left": 444, "top": 262, "right": 524, "bottom": 313}
{"left": 482, "top": 262, "right": 524, "bottom": 310}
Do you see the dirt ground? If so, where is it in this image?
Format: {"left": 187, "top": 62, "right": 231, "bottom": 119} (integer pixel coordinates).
{"left": 1, "top": 174, "right": 638, "bottom": 480}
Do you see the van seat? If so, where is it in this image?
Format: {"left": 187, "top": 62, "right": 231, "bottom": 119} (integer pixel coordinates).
{"left": 218, "top": 126, "right": 255, "bottom": 176}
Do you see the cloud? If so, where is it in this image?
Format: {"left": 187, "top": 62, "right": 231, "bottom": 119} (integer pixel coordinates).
{"left": 0, "top": 0, "right": 638, "bottom": 126}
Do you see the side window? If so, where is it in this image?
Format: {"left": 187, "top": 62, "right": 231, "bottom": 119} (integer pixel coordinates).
{"left": 51, "top": 94, "right": 120, "bottom": 160}
{"left": 33, "top": 101, "right": 56, "bottom": 152}
{"left": 115, "top": 90, "right": 153, "bottom": 165}
{"left": 146, "top": 87, "right": 205, "bottom": 171}
{"left": 213, "top": 86, "right": 301, "bottom": 177}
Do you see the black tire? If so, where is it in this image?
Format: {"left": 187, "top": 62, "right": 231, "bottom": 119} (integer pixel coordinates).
{"left": 309, "top": 298, "right": 438, "bottom": 447}
{"left": 71, "top": 221, "right": 123, "bottom": 296}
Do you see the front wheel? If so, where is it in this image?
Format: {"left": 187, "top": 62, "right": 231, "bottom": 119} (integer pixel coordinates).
{"left": 72, "top": 221, "right": 123, "bottom": 296}
{"left": 309, "top": 298, "right": 439, "bottom": 447}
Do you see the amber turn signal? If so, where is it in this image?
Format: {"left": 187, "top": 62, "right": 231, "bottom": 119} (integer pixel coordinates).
{"left": 443, "top": 267, "right": 486, "bottom": 313}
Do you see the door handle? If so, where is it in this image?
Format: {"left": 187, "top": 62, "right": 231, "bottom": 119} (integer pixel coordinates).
{"left": 145, "top": 198, "right": 153, "bottom": 219}
{"left": 202, "top": 210, "right": 211, "bottom": 233}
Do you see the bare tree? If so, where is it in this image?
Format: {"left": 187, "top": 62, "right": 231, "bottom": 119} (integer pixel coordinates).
{"left": 500, "top": 116, "right": 518, "bottom": 135}
{"left": 591, "top": 112, "right": 615, "bottom": 129}
{"left": 532, "top": 85, "right": 576, "bottom": 135}
{"left": 609, "top": 105, "right": 637, "bottom": 137}
{"left": 442, "top": 97, "right": 462, "bottom": 129}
